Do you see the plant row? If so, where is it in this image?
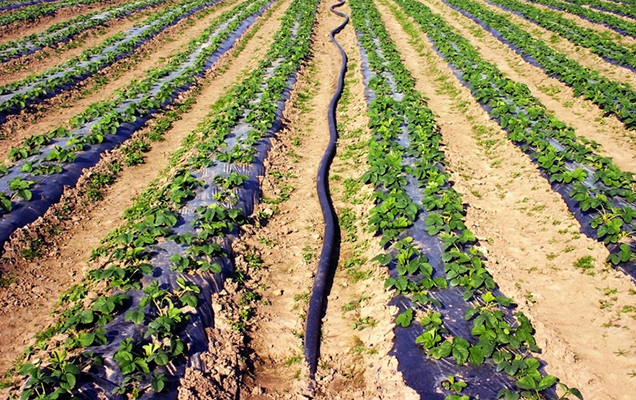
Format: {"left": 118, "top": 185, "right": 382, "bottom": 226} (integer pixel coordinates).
{"left": 560, "top": 0, "right": 636, "bottom": 19}
{"left": 524, "top": 0, "right": 636, "bottom": 37}
{"left": 0, "top": 0, "right": 218, "bottom": 115}
{"left": 444, "top": 0, "right": 636, "bottom": 131}
{"left": 398, "top": 0, "right": 636, "bottom": 270}
{"left": 0, "top": 0, "right": 269, "bottom": 243}
{"left": 487, "top": 0, "right": 636, "bottom": 68}
{"left": 0, "top": 0, "right": 171, "bottom": 63}
{"left": 0, "top": 0, "right": 109, "bottom": 26}
{"left": 0, "top": 0, "right": 58, "bottom": 11}
{"left": 603, "top": 0, "right": 636, "bottom": 5}
{"left": 350, "top": 0, "right": 581, "bottom": 398}
{"left": 11, "top": 0, "right": 318, "bottom": 398}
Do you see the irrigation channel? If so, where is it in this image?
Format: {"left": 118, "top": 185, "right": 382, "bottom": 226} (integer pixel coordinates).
{"left": 303, "top": 0, "right": 347, "bottom": 388}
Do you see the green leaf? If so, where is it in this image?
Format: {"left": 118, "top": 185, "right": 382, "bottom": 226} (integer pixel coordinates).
{"left": 452, "top": 338, "right": 469, "bottom": 365}
{"left": 18, "top": 189, "right": 32, "bottom": 201}
{"left": 125, "top": 309, "right": 144, "bottom": 324}
{"left": 65, "top": 372, "right": 76, "bottom": 389}
{"left": 468, "top": 345, "right": 484, "bottom": 365}
{"left": 516, "top": 375, "right": 537, "bottom": 390}
{"left": 78, "top": 332, "right": 95, "bottom": 347}
{"left": 396, "top": 308, "right": 413, "bottom": 327}
{"left": 430, "top": 340, "right": 452, "bottom": 359}
{"left": 568, "top": 388, "right": 584, "bottom": 400}
{"left": 537, "top": 375, "right": 557, "bottom": 391}
{"left": 79, "top": 310, "right": 94, "bottom": 324}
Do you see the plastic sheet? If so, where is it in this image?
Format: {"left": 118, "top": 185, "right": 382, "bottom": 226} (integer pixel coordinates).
{"left": 0, "top": 0, "right": 271, "bottom": 249}
{"left": 304, "top": 0, "right": 348, "bottom": 384}
{"left": 527, "top": 0, "right": 635, "bottom": 38}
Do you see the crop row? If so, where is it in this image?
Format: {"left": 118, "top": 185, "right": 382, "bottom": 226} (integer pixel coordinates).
{"left": 0, "top": 0, "right": 170, "bottom": 63}
{"left": 349, "top": 0, "right": 579, "bottom": 398}
{"left": 0, "top": 0, "right": 225, "bottom": 117}
{"left": 0, "top": 0, "right": 271, "bottom": 247}
{"left": 487, "top": 0, "right": 636, "bottom": 70}
{"left": 603, "top": 0, "right": 636, "bottom": 5}
{"left": 0, "top": 0, "right": 110, "bottom": 26}
{"left": 561, "top": 0, "right": 636, "bottom": 19}
{"left": 0, "top": 0, "right": 59, "bottom": 13}
{"left": 524, "top": 0, "right": 636, "bottom": 37}
{"left": 0, "top": 0, "right": 59, "bottom": 11}
{"left": 444, "top": 0, "right": 636, "bottom": 131}
{"left": 397, "top": 0, "right": 636, "bottom": 275}
{"left": 9, "top": 0, "right": 319, "bottom": 397}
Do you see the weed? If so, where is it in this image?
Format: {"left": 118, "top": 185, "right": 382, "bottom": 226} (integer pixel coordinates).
{"left": 21, "top": 238, "right": 44, "bottom": 260}
{"left": 599, "top": 299, "right": 613, "bottom": 310}
{"left": 603, "top": 287, "right": 618, "bottom": 296}
{"left": 257, "top": 236, "right": 277, "bottom": 248}
{"left": 302, "top": 244, "right": 314, "bottom": 262}
{"left": 294, "top": 292, "right": 310, "bottom": 305}
{"left": 284, "top": 355, "right": 302, "bottom": 366}
{"left": 239, "top": 291, "right": 260, "bottom": 306}
{"left": 340, "top": 208, "right": 358, "bottom": 242}
{"left": 0, "top": 274, "right": 16, "bottom": 287}
{"left": 350, "top": 316, "right": 377, "bottom": 330}
{"left": 245, "top": 252, "right": 264, "bottom": 269}
{"left": 574, "top": 256, "right": 594, "bottom": 270}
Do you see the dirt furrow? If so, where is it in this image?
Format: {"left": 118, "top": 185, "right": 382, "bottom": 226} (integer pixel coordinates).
{"left": 378, "top": 0, "right": 636, "bottom": 399}
{"left": 0, "top": 0, "right": 289, "bottom": 378}
{"left": 423, "top": 0, "right": 636, "bottom": 173}
{"left": 233, "top": 1, "right": 415, "bottom": 397}
{"left": 236, "top": 1, "right": 334, "bottom": 395}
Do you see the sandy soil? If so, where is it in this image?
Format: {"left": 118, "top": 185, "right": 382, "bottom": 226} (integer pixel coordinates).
{"left": 379, "top": 0, "right": 636, "bottom": 399}
{"left": 0, "top": 0, "right": 288, "bottom": 377}
{"left": 424, "top": 0, "right": 636, "bottom": 173}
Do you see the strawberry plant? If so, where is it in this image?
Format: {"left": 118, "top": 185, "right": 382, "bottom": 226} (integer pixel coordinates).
{"left": 8, "top": 177, "right": 33, "bottom": 201}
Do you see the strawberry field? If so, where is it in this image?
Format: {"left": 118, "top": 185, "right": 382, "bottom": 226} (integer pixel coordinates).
{"left": 0, "top": 0, "right": 635, "bottom": 398}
